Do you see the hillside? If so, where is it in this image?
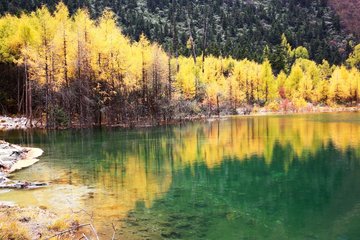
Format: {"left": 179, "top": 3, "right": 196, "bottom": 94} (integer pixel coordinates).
{"left": 0, "top": 0, "right": 356, "bottom": 66}
{"left": 328, "top": 0, "right": 360, "bottom": 38}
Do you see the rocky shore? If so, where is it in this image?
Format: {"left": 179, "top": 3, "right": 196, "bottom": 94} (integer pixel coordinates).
{"left": 0, "top": 140, "right": 45, "bottom": 189}
{"left": 1, "top": 107, "right": 359, "bottom": 131}
{"left": 0, "top": 116, "right": 28, "bottom": 130}
{"left": 0, "top": 141, "right": 99, "bottom": 239}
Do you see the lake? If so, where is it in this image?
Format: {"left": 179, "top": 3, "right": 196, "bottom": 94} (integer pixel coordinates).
{"left": 1, "top": 112, "right": 360, "bottom": 239}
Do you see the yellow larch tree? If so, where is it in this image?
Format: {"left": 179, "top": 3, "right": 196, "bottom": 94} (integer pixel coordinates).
{"left": 329, "top": 66, "right": 351, "bottom": 103}
{"left": 175, "top": 56, "right": 197, "bottom": 99}
{"left": 53, "top": 2, "right": 74, "bottom": 88}
{"left": 260, "top": 59, "right": 276, "bottom": 103}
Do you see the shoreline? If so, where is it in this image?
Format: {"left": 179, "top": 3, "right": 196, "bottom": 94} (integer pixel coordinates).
{"left": 1, "top": 107, "right": 359, "bottom": 132}
{"left": 233, "top": 106, "right": 360, "bottom": 118}
{"left": 0, "top": 204, "right": 94, "bottom": 240}
{"left": 0, "top": 141, "right": 98, "bottom": 239}
{"left": 63, "top": 106, "right": 360, "bottom": 129}
{"left": 0, "top": 140, "right": 45, "bottom": 189}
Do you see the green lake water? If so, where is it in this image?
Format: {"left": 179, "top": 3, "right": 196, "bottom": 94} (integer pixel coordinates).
{"left": 1, "top": 112, "right": 360, "bottom": 239}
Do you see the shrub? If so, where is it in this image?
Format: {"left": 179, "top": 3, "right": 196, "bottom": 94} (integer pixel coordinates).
{"left": 293, "top": 97, "right": 307, "bottom": 110}
{"left": 266, "top": 101, "right": 280, "bottom": 112}
{"left": 47, "top": 214, "right": 75, "bottom": 232}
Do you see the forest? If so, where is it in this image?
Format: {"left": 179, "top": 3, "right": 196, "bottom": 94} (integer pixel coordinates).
{"left": 0, "top": 3, "right": 360, "bottom": 128}
{"left": 0, "top": 0, "right": 356, "bottom": 64}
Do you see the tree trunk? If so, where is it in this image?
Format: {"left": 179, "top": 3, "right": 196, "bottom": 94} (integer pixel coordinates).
{"left": 168, "top": 55, "right": 172, "bottom": 101}
{"left": 29, "top": 79, "right": 32, "bottom": 127}
{"left": 63, "top": 30, "right": 68, "bottom": 87}
{"left": 217, "top": 95, "right": 220, "bottom": 117}
{"left": 45, "top": 50, "right": 49, "bottom": 128}
{"left": 201, "top": 8, "right": 208, "bottom": 73}
{"left": 25, "top": 59, "right": 28, "bottom": 119}
{"left": 142, "top": 50, "right": 147, "bottom": 108}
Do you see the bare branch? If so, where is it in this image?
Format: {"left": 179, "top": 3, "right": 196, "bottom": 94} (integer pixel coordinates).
{"left": 89, "top": 223, "right": 100, "bottom": 240}
{"left": 82, "top": 233, "right": 90, "bottom": 240}
{"left": 111, "top": 223, "right": 117, "bottom": 240}
{"left": 44, "top": 223, "right": 90, "bottom": 240}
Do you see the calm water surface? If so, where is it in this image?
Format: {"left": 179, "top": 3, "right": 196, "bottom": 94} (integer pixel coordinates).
{"left": 1, "top": 113, "right": 360, "bottom": 239}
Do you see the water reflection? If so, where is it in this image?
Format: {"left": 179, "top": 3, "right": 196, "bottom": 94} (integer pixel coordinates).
{"left": 1, "top": 113, "right": 360, "bottom": 239}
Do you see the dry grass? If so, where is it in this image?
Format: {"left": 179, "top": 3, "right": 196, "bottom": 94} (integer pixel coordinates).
{"left": 0, "top": 220, "right": 31, "bottom": 240}
{"left": 0, "top": 205, "right": 84, "bottom": 240}
{"left": 47, "top": 214, "right": 80, "bottom": 232}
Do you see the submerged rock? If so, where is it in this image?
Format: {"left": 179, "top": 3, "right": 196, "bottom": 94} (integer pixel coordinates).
{"left": 0, "top": 180, "right": 47, "bottom": 189}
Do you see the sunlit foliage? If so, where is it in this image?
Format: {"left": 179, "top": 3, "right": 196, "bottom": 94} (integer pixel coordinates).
{"left": 0, "top": 3, "right": 359, "bottom": 127}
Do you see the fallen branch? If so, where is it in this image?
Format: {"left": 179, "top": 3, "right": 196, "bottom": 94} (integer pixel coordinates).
{"left": 66, "top": 198, "right": 94, "bottom": 220}
{"left": 82, "top": 233, "right": 90, "bottom": 240}
{"left": 111, "top": 223, "right": 116, "bottom": 240}
{"left": 44, "top": 223, "right": 91, "bottom": 240}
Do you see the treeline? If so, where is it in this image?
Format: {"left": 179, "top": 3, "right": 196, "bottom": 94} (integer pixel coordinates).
{"left": 0, "top": 3, "right": 360, "bottom": 128}
{"left": 0, "top": 0, "right": 355, "bottom": 66}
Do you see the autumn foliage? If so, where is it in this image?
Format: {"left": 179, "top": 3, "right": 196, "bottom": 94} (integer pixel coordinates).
{"left": 0, "top": 3, "right": 360, "bottom": 128}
